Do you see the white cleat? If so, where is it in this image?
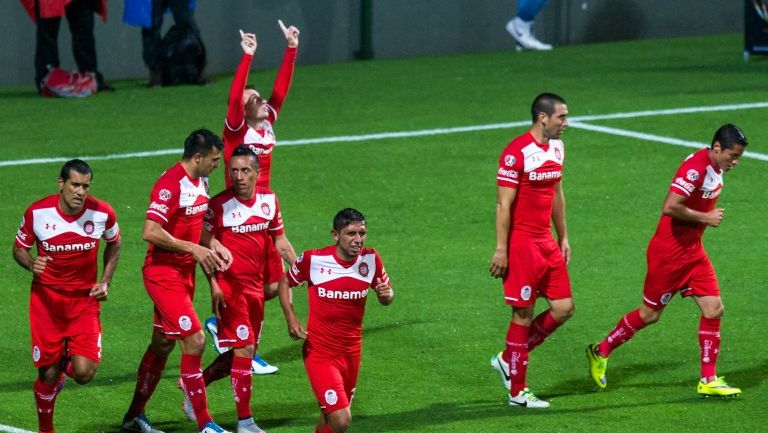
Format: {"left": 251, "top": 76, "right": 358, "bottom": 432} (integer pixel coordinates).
{"left": 251, "top": 354, "right": 279, "bottom": 375}
{"left": 490, "top": 351, "right": 511, "bottom": 390}
{"left": 177, "top": 378, "right": 197, "bottom": 422}
{"left": 237, "top": 417, "right": 266, "bottom": 433}
{"left": 122, "top": 413, "right": 165, "bottom": 433}
{"left": 505, "top": 17, "right": 553, "bottom": 51}
{"left": 508, "top": 388, "right": 550, "bottom": 408}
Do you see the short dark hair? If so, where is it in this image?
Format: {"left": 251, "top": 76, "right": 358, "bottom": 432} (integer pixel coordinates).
{"left": 231, "top": 144, "right": 259, "bottom": 169}
{"left": 182, "top": 128, "right": 224, "bottom": 160}
{"left": 712, "top": 124, "right": 748, "bottom": 150}
{"left": 59, "top": 159, "right": 92, "bottom": 182}
{"left": 333, "top": 208, "right": 366, "bottom": 232}
{"left": 531, "top": 93, "right": 567, "bottom": 123}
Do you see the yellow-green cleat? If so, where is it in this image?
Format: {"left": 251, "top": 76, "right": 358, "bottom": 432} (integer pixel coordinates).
{"left": 697, "top": 377, "right": 741, "bottom": 397}
{"left": 586, "top": 343, "right": 608, "bottom": 389}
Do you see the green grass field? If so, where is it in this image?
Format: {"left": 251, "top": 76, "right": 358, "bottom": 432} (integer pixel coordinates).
{"left": 1, "top": 33, "right": 767, "bottom": 433}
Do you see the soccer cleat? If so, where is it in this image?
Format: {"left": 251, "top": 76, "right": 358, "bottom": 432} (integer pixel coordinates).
{"left": 697, "top": 377, "right": 741, "bottom": 397}
{"left": 237, "top": 417, "right": 266, "bottom": 433}
{"left": 252, "top": 354, "right": 278, "bottom": 375}
{"left": 505, "top": 17, "right": 553, "bottom": 51}
{"left": 490, "top": 351, "right": 511, "bottom": 390}
{"left": 177, "top": 378, "right": 197, "bottom": 421}
{"left": 204, "top": 317, "right": 228, "bottom": 355}
{"left": 586, "top": 343, "right": 608, "bottom": 389}
{"left": 121, "top": 413, "right": 165, "bottom": 433}
{"left": 200, "top": 420, "right": 232, "bottom": 433}
{"left": 508, "top": 388, "right": 550, "bottom": 408}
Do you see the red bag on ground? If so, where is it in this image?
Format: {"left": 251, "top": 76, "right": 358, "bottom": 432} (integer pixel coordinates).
{"left": 40, "top": 68, "right": 97, "bottom": 98}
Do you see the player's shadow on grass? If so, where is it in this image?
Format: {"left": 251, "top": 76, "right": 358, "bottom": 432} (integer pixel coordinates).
{"left": 544, "top": 357, "right": 768, "bottom": 399}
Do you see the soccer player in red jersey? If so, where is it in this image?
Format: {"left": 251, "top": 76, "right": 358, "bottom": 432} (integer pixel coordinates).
{"left": 177, "top": 145, "right": 297, "bottom": 433}
{"left": 278, "top": 208, "right": 394, "bottom": 433}
{"left": 488, "top": 93, "right": 573, "bottom": 408}
{"left": 14, "top": 159, "right": 121, "bottom": 433}
{"left": 206, "top": 21, "right": 301, "bottom": 374}
{"left": 586, "top": 124, "right": 747, "bottom": 397}
{"left": 122, "top": 129, "right": 235, "bottom": 433}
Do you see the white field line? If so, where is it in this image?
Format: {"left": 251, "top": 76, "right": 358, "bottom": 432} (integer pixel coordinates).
{"left": 0, "top": 424, "right": 35, "bottom": 433}
{"left": 569, "top": 122, "right": 768, "bottom": 162}
{"left": 0, "top": 102, "right": 766, "bottom": 168}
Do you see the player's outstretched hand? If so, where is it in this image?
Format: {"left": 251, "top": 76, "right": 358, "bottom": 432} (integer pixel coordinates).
{"left": 374, "top": 277, "right": 394, "bottom": 305}
{"left": 89, "top": 281, "right": 109, "bottom": 301}
{"left": 489, "top": 250, "right": 508, "bottom": 278}
{"left": 31, "top": 255, "right": 52, "bottom": 275}
{"left": 239, "top": 29, "right": 257, "bottom": 55}
{"left": 278, "top": 20, "right": 300, "bottom": 48}
{"left": 287, "top": 316, "right": 307, "bottom": 340}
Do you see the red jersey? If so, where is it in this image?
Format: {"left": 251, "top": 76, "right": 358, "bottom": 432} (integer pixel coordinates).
{"left": 144, "top": 163, "right": 210, "bottom": 269}
{"left": 650, "top": 148, "right": 723, "bottom": 258}
{"left": 496, "top": 131, "right": 565, "bottom": 240}
{"left": 204, "top": 187, "right": 284, "bottom": 294}
{"left": 15, "top": 195, "right": 119, "bottom": 293}
{"left": 287, "top": 246, "right": 389, "bottom": 355}
{"left": 223, "top": 48, "right": 297, "bottom": 189}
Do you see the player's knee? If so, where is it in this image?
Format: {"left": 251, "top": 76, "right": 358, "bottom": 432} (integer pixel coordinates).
{"left": 640, "top": 307, "right": 662, "bottom": 324}
{"left": 703, "top": 303, "right": 724, "bottom": 319}
{"left": 182, "top": 331, "right": 206, "bottom": 354}
{"left": 328, "top": 409, "right": 351, "bottom": 433}
{"left": 233, "top": 344, "right": 255, "bottom": 358}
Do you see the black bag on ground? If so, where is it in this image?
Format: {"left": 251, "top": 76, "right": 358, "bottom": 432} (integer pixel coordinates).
{"left": 159, "top": 24, "right": 207, "bottom": 86}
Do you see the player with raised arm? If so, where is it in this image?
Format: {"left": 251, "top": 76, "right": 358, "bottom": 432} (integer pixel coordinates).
{"left": 177, "top": 144, "right": 297, "bottom": 433}
{"left": 14, "top": 159, "right": 121, "bottom": 433}
{"left": 205, "top": 20, "right": 300, "bottom": 375}
{"left": 122, "top": 129, "right": 234, "bottom": 433}
{"left": 586, "top": 124, "right": 747, "bottom": 398}
{"left": 278, "top": 209, "right": 394, "bottom": 433}
{"left": 489, "top": 93, "right": 574, "bottom": 409}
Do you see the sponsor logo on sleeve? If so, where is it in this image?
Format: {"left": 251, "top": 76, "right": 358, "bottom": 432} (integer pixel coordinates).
{"left": 158, "top": 189, "right": 172, "bottom": 201}
{"left": 149, "top": 201, "right": 169, "bottom": 214}
{"left": 20, "top": 216, "right": 25, "bottom": 228}
{"left": 497, "top": 167, "right": 519, "bottom": 179}
{"left": 16, "top": 230, "right": 27, "bottom": 241}
{"left": 555, "top": 147, "right": 562, "bottom": 161}
{"left": 358, "top": 262, "right": 369, "bottom": 277}
{"left": 686, "top": 169, "right": 699, "bottom": 181}
{"left": 674, "top": 178, "right": 695, "bottom": 193}
{"left": 296, "top": 253, "right": 304, "bottom": 263}
{"left": 504, "top": 154, "right": 516, "bottom": 167}
{"left": 324, "top": 389, "right": 338, "bottom": 406}
{"left": 205, "top": 208, "right": 214, "bottom": 220}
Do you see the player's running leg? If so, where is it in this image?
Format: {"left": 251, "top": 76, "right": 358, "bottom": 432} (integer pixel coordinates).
{"left": 589, "top": 307, "right": 655, "bottom": 389}
{"left": 694, "top": 295, "right": 740, "bottom": 397}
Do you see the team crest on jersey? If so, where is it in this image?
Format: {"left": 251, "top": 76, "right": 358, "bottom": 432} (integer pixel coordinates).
{"left": 554, "top": 147, "right": 562, "bottom": 161}
{"left": 159, "top": 189, "right": 172, "bottom": 201}
{"left": 504, "top": 155, "right": 516, "bottom": 167}
{"left": 521, "top": 285, "right": 532, "bottom": 301}
{"left": 261, "top": 203, "right": 271, "bottom": 216}
{"left": 33, "top": 345, "right": 41, "bottom": 362}
{"left": 358, "top": 262, "right": 369, "bottom": 277}
{"left": 324, "top": 389, "right": 338, "bottom": 406}
{"left": 237, "top": 325, "right": 250, "bottom": 340}
{"left": 83, "top": 220, "right": 95, "bottom": 235}
{"left": 686, "top": 169, "right": 699, "bottom": 181}
{"left": 179, "top": 315, "right": 192, "bottom": 331}
{"left": 660, "top": 293, "right": 673, "bottom": 305}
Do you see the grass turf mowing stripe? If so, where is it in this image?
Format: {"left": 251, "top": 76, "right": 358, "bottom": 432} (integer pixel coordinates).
{"left": 0, "top": 101, "right": 765, "bottom": 168}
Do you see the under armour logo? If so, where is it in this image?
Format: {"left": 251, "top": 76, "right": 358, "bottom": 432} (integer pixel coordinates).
{"left": 45, "top": 223, "right": 56, "bottom": 230}
{"left": 320, "top": 268, "right": 332, "bottom": 275}
{"left": 232, "top": 211, "right": 241, "bottom": 219}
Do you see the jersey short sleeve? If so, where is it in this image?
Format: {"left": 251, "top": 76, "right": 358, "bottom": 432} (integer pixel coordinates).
{"left": 669, "top": 153, "right": 705, "bottom": 197}
{"left": 371, "top": 252, "right": 390, "bottom": 289}
{"left": 102, "top": 202, "right": 120, "bottom": 243}
{"left": 15, "top": 206, "right": 37, "bottom": 249}
{"left": 497, "top": 146, "right": 524, "bottom": 189}
{"left": 146, "top": 179, "right": 178, "bottom": 226}
{"left": 287, "top": 250, "right": 310, "bottom": 286}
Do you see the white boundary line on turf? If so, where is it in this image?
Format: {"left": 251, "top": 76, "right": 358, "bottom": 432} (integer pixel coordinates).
{"left": 1, "top": 101, "right": 766, "bottom": 168}
{"left": 569, "top": 122, "right": 768, "bottom": 162}
{"left": 0, "top": 424, "right": 35, "bottom": 433}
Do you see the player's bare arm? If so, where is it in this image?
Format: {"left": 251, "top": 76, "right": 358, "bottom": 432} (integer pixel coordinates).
{"left": 277, "top": 276, "right": 306, "bottom": 340}
{"left": 90, "top": 238, "right": 121, "bottom": 301}
{"left": 552, "top": 181, "right": 570, "bottom": 264}
{"left": 12, "top": 245, "right": 51, "bottom": 275}
{"left": 239, "top": 29, "right": 257, "bottom": 55}
{"left": 207, "top": 275, "right": 226, "bottom": 320}
{"left": 490, "top": 186, "right": 517, "bottom": 278}
{"left": 201, "top": 230, "right": 233, "bottom": 272}
{"left": 273, "top": 233, "right": 298, "bottom": 266}
{"left": 278, "top": 19, "right": 300, "bottom": 48}
{"left": 374, "top": 277, "right": 394, "bottom": 306}
{"left": 662, "top": 191, "right": 724, "bottom": 227}
{"left": 142, "top": 219, "right": 224, "bottom": 274}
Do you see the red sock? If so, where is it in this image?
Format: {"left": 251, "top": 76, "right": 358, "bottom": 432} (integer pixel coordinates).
{"left": 598, "top": 309, "right": 648, "bottom": 357}
{"left": 203, "top": 350, "right": 233, "bottom": 385}
{"left": 504, "top": 322, "right": 530, "bottom": 396}
{"left": 181, "top": 353, "right": 212, "bottom": 429}
{"left": 527, "top": 311, "right": 562, "bottom": 352}
{"left": 231, "top": 355, "right": 253, "bottom": 419}
{"left": 126, "top": 348, "right": 168, "bottom": 419}
{"left": 315, "top": 425, "right": 334, "bottom": 433}
{"left": 699, "top": 316, "right": 721, "bottom": 380}
{"left": 33, "top": 379, "right": 59, "bottom": 433}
